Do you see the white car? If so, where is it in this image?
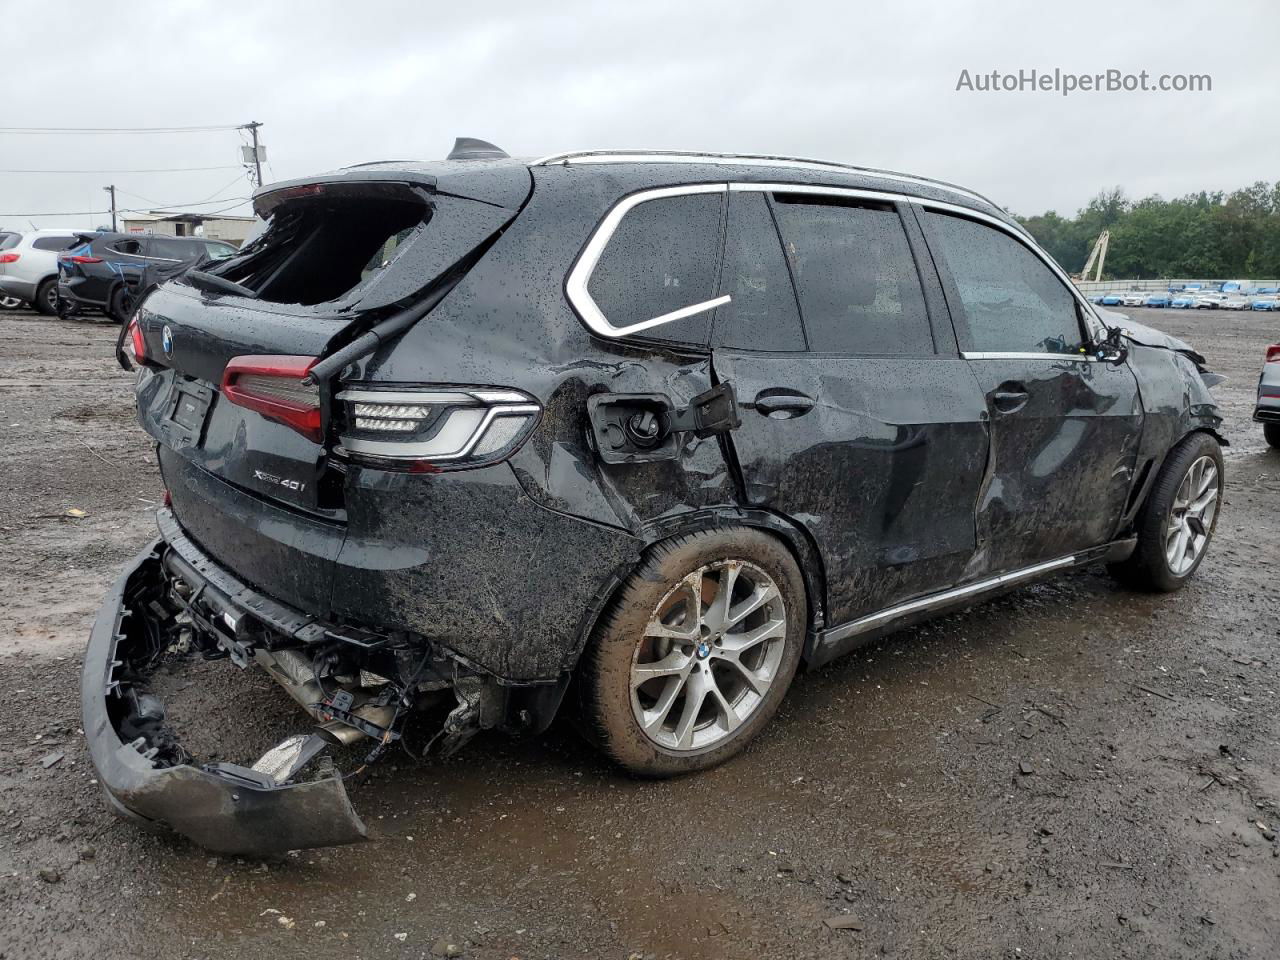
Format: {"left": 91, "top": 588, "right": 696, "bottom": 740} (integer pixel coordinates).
{"left": 1222, "top": 296, "right": 1249, "bottom": 310}
{"left": 0, "top": 228, "right": 86, "bottom": 314}
{"left": 1195, "top": 294, "right": 1230, "bottom": 309}
{"left": 1122, "top": 292, "right": 1147, "bottom": 306}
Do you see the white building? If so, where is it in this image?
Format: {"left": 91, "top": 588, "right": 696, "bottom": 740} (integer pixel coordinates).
{"left": 119, "top": 211, "right": 257, "bottom": 247}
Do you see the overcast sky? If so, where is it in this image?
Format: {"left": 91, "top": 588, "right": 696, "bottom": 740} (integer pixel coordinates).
{"left": 2, "top": 0, "right": 1276, "bottom": 230}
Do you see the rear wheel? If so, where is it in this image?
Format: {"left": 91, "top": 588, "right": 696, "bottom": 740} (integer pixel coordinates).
{"left": 33, "top": 278, "right": 58, "bottom": 315}
{"left": 584, "top": 528, "right": 805, "bottom": 777}
{"left": 1265, "top": 422, "right": 1280, "bottom": 449}
{"left": 108, "top": 285, "right": 134, "bottom": 324}
{"left": 1109, "top": 433, "right": 1223, "bottom": 591}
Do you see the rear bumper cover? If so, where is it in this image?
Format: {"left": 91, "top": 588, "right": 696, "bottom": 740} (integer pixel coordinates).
{"left": 81, "top": 541, "right": 368, "bottom": 855}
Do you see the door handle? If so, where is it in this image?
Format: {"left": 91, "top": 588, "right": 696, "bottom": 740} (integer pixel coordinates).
{"left": 990, "top": 381, "right": 1029, "bottom": 414}
{"left": 754, "top": 391, "right": 815, "bottom": 418}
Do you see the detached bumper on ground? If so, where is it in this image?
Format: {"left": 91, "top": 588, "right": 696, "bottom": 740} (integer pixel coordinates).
{"left": 81, "top": 542, "right": 369, "bottom": 855}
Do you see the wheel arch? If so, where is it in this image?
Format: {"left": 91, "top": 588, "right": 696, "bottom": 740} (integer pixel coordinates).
{"left": 566, "top": 505, "right": 828, "bottom": 679}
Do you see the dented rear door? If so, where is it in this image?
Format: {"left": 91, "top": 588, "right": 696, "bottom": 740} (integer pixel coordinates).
{"left": 711, "top": 189, "right": 989, "bottom": 629}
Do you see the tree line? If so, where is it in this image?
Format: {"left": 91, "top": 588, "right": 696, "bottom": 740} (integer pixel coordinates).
{"left": 1017, "top": 182, "right": 1280, "bottom": 280}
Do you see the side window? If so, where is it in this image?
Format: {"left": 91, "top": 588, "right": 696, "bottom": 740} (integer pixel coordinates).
{"left": 111, "top": 239, "right": 143, "bottom": 255}
{"left": 712, "top": 192, "right": 805, "bottom": 352}
{"left": 924, "top": 212, "right": 1084, "bottom": 355}
{"left": 585, "top": 191, "right": 723, "bottom": 345}
{"left": 770, "top": 196, "right": 934, "bottom": 355}
{"left": 32, "top": 235, "right": 78, "bottom": 251}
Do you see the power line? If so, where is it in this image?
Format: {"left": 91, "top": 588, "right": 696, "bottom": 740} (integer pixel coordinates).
{"left": 0, "top": 195, "right": 253, "bottom": 218}
{"left": 0, "top": 125, "right": 241, "bottom": 135}
{"left": 116, "top": 170, "right": 253, "bottom": 210}
{"left": 0, "top": 165, "right": 243, "bottom": 174}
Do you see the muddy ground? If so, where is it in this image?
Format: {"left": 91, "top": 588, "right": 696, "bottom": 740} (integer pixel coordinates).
{"left": 0, "top": 305, "right": 1277, "bottom": 960}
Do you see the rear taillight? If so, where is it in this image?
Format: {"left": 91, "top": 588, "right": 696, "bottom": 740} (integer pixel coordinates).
{"left": 1267, "top": 344, "right": 1280, "bottom": 363}
{"left": 0, "top": 253, "right": 19, "bottom": 264}
{"left": 68, "top": 255, "right": 103, "bottom": 264}
{"left": 126, "top": 316, "right": 147, "bottom": 364}
{"left": 221, "top": 356, "right": 322, "bottom": 442}
{"left": 336, "top": 387, "right": 540, "bottom": 470}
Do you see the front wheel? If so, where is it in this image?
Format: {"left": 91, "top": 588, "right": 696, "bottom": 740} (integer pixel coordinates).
{"left": 1109, "top": 433, "right": 1223, "bottom": 591}
{"left": 1264, "top": 422, "right": 1280, "bottom": 449}
{"left": 583, "top": 528, "right": 806, "bottom": 777}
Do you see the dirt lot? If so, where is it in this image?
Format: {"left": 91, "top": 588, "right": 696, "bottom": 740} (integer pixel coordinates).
{"left": 1, "top": 305, "right": 1277, "bottom": 960}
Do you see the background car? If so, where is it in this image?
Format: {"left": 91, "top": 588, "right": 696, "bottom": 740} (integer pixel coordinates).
{"left": 58, "top": 233, "right": 237, "bottom": 321}
{"left": 1256, "top": 343, "right": 1280, "bottom": 448}
{"left": 1171, "top": 294, "right": 1198, "bottom": 308}
{"left": 1144, "top": 293, "right": 1171, "bottom": 307}
{"left": 1223, "top": 296, "right": 1250, "bottom": 310}
{"left": 0, "top": 229, "right": 85, "bottom": 314}
{"left": 1122, "top": 292, "right": 1147, "bottom": 306}
{"left": 1100, "top": 292, "right": 1125, "bottom": 305}
{"left": 1196, "top": 293, "right": 1230, "bottom": 309}
{"left": 1251, "top": 297, "right": 1278, "bottom": 311}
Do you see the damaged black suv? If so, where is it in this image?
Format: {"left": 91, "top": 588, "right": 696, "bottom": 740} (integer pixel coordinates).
{"left": 84, "top": 140, "right": 1226, "bottom": 854}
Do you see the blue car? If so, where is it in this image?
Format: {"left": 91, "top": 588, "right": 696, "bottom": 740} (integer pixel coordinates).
{"left": 1144, "top": 293, "right": 1171, "bottom": 308}
{"left": 1256, "top": 286, "right": 1279, "bottom": 295}
{"left": 1252, "top": 298, "right": 1278, "bottom": 311}
{"left": 1171, "top": 295, "right": 1197, "bottom": 308}
{"left": 1100, "top": 292, "right": 1125, "bottom": 306}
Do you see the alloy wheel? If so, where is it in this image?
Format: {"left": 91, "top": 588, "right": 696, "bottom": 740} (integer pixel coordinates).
{"left": 630, "top": 559, "right": 787, "bottom": 752}
{"left": 1165, "top": 455, "right": 1219, "bottom": 576}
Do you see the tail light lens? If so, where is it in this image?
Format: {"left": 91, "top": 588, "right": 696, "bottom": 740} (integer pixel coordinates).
{"left": 221, "top": 356, "right": 322, "bottom": 442}
{"left": 336, "top": 387, "right": 540, "bottom": 470}
{"left": 1267, "top": 344, "right": 1280, "bottom": 363}
{"left": 126, "top": 316, "right": 147, "bottom": 364}
{"left": 0, "top": 253, "right": 19, "bottom": 264}
{"left": 68, "top": 255, "right": 103, "bottom": 264}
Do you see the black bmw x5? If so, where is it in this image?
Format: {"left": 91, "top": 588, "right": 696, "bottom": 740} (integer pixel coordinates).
{"left": 83, "top": 140, "right": 1226, "bottom": 854}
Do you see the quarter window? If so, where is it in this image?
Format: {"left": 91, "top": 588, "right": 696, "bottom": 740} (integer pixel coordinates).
{"left": 713, "top": 192, "right": 805, "bottom": 352}
{"left": 32, "top": 235, "right": 78, "bottom": 251}
{"left": 924, "top": 212, "right": 1084, "bottom": 354}
{"left": 111, "top": 239, "right": 143, "bottom": 255}
{"left": 770, "top": 196, "right": 933, "bottom": 355}
{"left": 584, "top": 191, "right": 723, "bottom": 345}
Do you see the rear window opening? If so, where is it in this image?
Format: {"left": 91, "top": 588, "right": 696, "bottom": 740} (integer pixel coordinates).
{"left": 213, "top": 191, "right": 430, "bottom": 306}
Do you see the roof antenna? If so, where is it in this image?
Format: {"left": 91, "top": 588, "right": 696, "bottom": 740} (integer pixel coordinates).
{"left": 446, "top": 137, "right": 509, "bottom": 161}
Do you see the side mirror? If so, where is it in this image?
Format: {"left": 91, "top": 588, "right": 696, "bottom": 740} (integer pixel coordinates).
{"left": 1091, "top": 326, "right": 1129, "bottom": 364}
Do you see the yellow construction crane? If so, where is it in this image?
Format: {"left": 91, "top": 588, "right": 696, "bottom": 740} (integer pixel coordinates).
{"left": 1076, "top": 230, "right": 1110, "bottom": 282}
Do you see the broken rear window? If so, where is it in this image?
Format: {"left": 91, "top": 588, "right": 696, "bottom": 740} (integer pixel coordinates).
{"left": 212, "top": 189, "right": 431, "bottom": 306}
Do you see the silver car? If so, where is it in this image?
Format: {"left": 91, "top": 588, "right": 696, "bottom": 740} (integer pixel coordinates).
{"left": 1257, "top": 343, "right": 1280, "bottom": 448}
{"left": 0, "top": 228, "right": 86, "bottom": 314}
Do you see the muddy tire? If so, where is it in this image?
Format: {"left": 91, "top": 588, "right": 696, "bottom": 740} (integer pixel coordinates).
{"left": 583, "top": 527, "right": 805, "bottom": 778}
{"left": 1265, "top": 422, "right": 1280, "bottom": 450}
{"left": 1109, "top": 432, "right": 1223, "bottom": 592}
{"left": 33, "top": 278, "right": 58, "bottom": 316}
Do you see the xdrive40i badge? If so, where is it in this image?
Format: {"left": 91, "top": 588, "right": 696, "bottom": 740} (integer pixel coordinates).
{"left": 253, "top": 469, "right": 306, "bottom": 493}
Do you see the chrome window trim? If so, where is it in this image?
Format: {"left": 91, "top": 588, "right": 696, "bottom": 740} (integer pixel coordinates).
{"left": 565, "top": 183, "right": 730, "bottom": 339}
{"left": 729, "top": 182, "right": 910, "bottom": 205}
{"left": 823, "top": 555, "right": 1076, "bottom": 645}
{"left": 915, "top": 198, "right": 1106, "bottom": 341}
{"left": 532, "top": 149, "right": 998, "bottom": 211}
{"left": 963, "top": 351, "right": 1098, "bottom": 362}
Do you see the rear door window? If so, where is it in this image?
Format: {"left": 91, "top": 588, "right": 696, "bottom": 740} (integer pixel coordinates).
{"left": 150, "top": 237, "right": 207, "bottom": 260}
{"left": 770, "top": 196, "right": 934, "bottom": 355}
{"left": 32, "top": 235, "right": 79, "bottom": 251}
{"left": 712, "top": 192, "right": 806, "bottom": 352}
{"left": 111, "top": 239, "right": 145, "bottom": 255}
{"left": 584, "top": 190, "right": 724, "bottom": 346}
{"left": 924, "top": 212, "right": 1084, "bottom": 355}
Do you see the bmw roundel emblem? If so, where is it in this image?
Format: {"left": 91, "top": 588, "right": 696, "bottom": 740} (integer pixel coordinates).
{"left": 161, "top": 324, "right": 173, "bottom": 356}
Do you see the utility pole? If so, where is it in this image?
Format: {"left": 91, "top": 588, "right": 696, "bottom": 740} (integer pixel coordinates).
{"left": 103, "top": 184, "right": 117, "bottom": 231}
{"left": 241, "top": 121, "right": 264, "bottom": 188}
